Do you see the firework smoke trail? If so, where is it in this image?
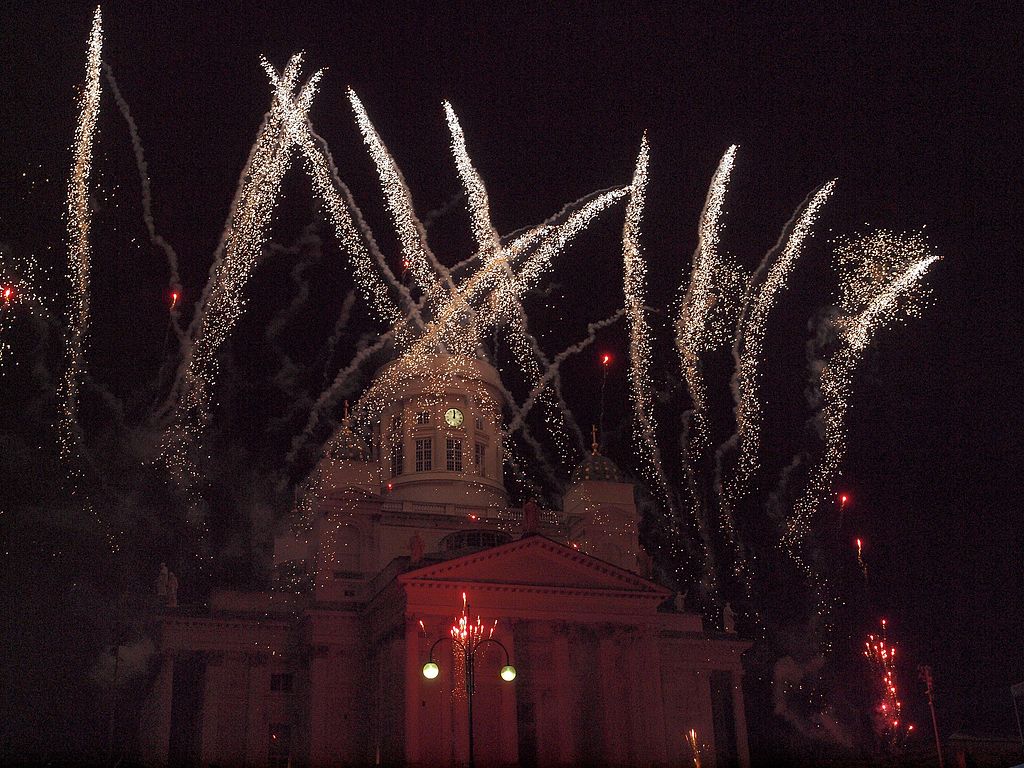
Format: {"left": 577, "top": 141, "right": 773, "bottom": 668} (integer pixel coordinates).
{"left": 782, "top": 231, "right": 940, "bottom": 565}
{"left": 506, "top": 309, "right": 626, "bottom": 435}
{"left": 488, "top": 190, "right": 628, "bottom": 464}
{"left": 348, "top": 89, "right": 456, "bottom": 310}
{"left": 157, "top": 56, "right": 311, "bottom": 489}
{"left": 101, "top": 63, "right": 184, "bottom": 341}
{"left": 723, "top": 182, "right": 836, "bottom": 519}
{"left": 322, "top": 289, "right": 357, "bottom": 384}
{"left": 709, "top": 182, "right": 837, "bottom": 607}
{"left": 504, "top": 302, "right": 589, "bottom": 462}
{"left": 57, "top": 7, "right": 102, "bottom": 466}
{"left": 510, "top": 188, "right": 630, "bottom": 296}
{"left": 676, "top": 146, "right": 743, "bottom": 454}
{"left": 287, "top": 327, "right": 395, "bottom": 469}
{"left": 303, "top": 124, "right": 421, "bottom": 332}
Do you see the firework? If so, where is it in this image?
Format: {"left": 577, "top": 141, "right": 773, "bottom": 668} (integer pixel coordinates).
{"left": 157, "top": 55, "right": 312, "bottom": 489}
{"left": 783, "top": 230, "right": 939, "bottom": 561}
{"left": 57, "top": 7, "right": 103, "bottom": 465}
{"left": 864, "top": 619, "right": 913, "bottom": 749}
{"left": 444, "top": 103, "right": 500, "bottom": 261}
{"left": 0, "top": 253, "right": 41, "bottom": 372}
{"left": 685, "top": 728, "right": 703, "bottom": 768}
{"left": 622, "top": 134, "right": 675, "bottom": 512}
{"left": 349, "top": 89, "right": 454, "bottom": 311}
{"left": 725, "top": 181, "right": 836, "bottom": 518}
{"left": 677, "top": 145, "right": 744, "bottom": 453}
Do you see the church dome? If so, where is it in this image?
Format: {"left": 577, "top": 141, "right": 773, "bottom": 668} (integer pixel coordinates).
{"left": 571, "top": 452, "right": 624, "bottom": 484}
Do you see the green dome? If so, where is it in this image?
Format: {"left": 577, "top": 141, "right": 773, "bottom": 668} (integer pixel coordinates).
{"left": 324, "top": 406, "right": 369, "bottom": 461}
{"left": 571, "top": 452, "right": 624, "bottom": 484}
{"left": 325, "top": 427, "right": 368, "bottom": 461}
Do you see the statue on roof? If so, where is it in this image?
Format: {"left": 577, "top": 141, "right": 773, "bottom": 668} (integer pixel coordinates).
{"left": 409, "top": 532, "right": 425, "bottom": 564}
{"left": 521, "top": 500, "right": 541, "bottom": 536}
{"left": 155, "top": 563, "right": 168, "bottom": 603}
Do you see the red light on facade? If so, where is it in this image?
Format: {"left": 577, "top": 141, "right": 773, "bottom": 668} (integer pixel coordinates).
{"left": 840, "top": 493, "right": 849, "bottom": 506}
{"left": 2, "top": 286, "right": 12, "bottom": 302}
{"left": 170, "top": 291, "right": 179, "bottom": 309}
{"left": 600, "top": 353, "right": 611, "bottom": 367}
{"left": 386, "top": 482, "right": 393, "bottom": 492}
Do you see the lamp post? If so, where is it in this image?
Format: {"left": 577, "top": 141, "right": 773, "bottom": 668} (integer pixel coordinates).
{"left": 421, "top": 593, "right": 516, "bottom": 768}
{"left": 918, "top": 665, "right": 944, "bottom": 768}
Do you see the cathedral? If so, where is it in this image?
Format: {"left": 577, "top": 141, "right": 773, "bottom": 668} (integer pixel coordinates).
{"left": 138, "top": 354, "right": 750, "bottom": 767}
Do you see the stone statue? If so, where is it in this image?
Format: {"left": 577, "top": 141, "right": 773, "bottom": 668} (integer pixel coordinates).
{"left": 723, "top": 602, "right": 737, "bottom": 633}
{"left": 673, "top": 590, "right": 688, "bottom": 613}
{"left": 409, "top": 532, "right": 425, "bottom": 564}
{"left": 637, "top": 548, "right": 653, "bottom": 579}
{"left": 167, "top": 570, "right": 179, "bottom": 609}
{"left": 156, "top": 563, "right": 169, "bottom": 602}
{"left": 521, "top": 500, "right": 540, "bottom": 536}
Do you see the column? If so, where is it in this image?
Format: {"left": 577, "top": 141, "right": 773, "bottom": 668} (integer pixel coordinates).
{"left": 552, "top": 624, "right": 575, "bottom": 765}
{"left": 732, "top": 672, "right": 751, "bottom": 768}
{"left": 137, "top": 651, "right": 174, "bottom": 764}
{"left": 637, "top": 629, "right": 668, "bottom": 766}
{"left": 597, "top": 626, "right": 623, "bottom": 765}
{"left": 404, "top": 619, "right": 421, "bottom": 765}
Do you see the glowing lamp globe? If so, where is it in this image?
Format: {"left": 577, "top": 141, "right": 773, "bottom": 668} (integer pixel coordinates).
{"left": 500, "top": 664, "right": 517, "bottom": 682}
{"left": 422, "top": 662, "right": 439, "bottom": 679}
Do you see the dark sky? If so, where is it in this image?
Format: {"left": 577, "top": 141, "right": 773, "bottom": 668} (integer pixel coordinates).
{"left": 2, "top": 0, "right": 1022, "bottom": 750}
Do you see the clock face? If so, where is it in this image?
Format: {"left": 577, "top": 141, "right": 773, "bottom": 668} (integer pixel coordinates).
{"left": 445, "top": 408, "right": 464, "bottom": 427}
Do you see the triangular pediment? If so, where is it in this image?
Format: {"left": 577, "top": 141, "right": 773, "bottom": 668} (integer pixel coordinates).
{"left": 398, "top": 536, "right": 670, "bottom": 597}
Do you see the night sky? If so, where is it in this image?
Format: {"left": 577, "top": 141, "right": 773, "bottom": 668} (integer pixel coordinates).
{"left": 1, "top": 2, "right": 1021, "bottom": 763}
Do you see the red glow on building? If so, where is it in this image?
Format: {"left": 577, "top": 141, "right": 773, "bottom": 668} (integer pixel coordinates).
{"left": 600, "top": 353, "right": 612, "bottom": 367}
{"left": 2, "top": 285, "right": 13, "bottom": 302}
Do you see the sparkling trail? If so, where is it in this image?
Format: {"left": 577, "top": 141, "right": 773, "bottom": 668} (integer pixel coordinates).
{"left": 58, "top": 7, "right": 103, "bottom": 465}
{"left": 676, "top": 145, "right": 743, "bottom": 453}
{"left": 721, "top": 181, "right": 836, "bottom": 535}
{"left": 349, "top": 89, "right": 456, "bottom": 310}
{"left": 158, "top": 56, "right": 311, "bottom": 485}
{"left": 783, "top": 231, "right": 939, "bottom": 562}
{"left": 444, "top": 102, "right": 500, "bottom": 261}
{"left": 622, "top": 135, "right": 671, "bottom": 501}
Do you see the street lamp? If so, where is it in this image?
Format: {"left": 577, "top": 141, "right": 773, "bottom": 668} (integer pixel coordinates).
{"left": 420, "top": 592, "right": 516, "bottom": 768}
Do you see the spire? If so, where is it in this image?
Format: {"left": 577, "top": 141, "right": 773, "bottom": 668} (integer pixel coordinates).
{"left": 591, "top": 424, "right": 599, "bottom": 455}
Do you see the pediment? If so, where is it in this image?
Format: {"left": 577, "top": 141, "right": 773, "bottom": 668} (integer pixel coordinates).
{"left": 398, "top": 536, "right": 669, "bottom": 598}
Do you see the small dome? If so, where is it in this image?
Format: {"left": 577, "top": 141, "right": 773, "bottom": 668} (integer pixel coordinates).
{"left": 325, "top": 428, "right": 368, "bottom": 461}
{"left": 571, "top": 452, "right": 624, "bottom": 484}
{"left": 324, "top": 403, "right": 369, "bottom": 461}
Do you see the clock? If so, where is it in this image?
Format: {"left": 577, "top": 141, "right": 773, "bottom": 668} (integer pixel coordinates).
{"left": 444, "top": 408, "right": 464, "bottom": 428}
